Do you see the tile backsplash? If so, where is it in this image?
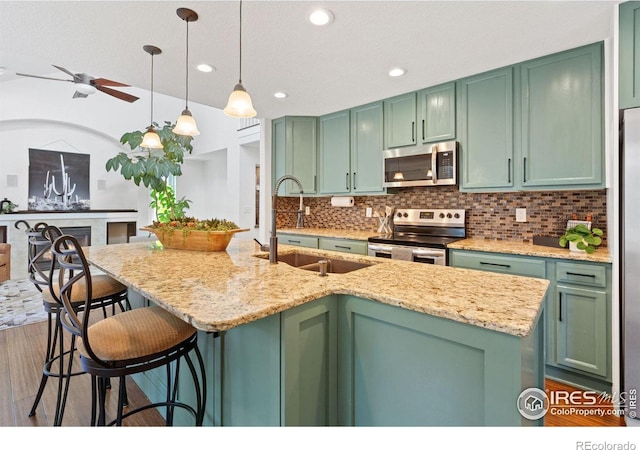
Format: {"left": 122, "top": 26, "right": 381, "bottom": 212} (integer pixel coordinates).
{"left": 276, "top": 187, "right": 608, "bottom": 246}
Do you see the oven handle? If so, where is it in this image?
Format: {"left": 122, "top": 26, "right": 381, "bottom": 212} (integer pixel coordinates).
{"left": 368, "top": 244, "right": 393, "bottom": 253}
{"left": 412, "top": 249, "right": 445, "bottom": 257}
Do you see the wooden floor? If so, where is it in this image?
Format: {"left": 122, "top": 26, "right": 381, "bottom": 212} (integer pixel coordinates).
{"left": 0, "top": 319, "right": 626, "bottom": 427}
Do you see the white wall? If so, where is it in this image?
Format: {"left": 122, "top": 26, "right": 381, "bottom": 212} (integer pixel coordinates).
{"left": 0, "top": 73, "right": 246, "bottom": 232}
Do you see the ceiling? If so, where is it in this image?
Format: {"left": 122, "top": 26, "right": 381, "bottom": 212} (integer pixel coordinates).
{"left": 0, "top": 1, "right": 618, "bottom": 120}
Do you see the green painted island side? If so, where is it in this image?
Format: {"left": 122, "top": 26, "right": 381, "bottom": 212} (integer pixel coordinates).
{"left": 163, "top": 294, "right": 544, "bottom": 427}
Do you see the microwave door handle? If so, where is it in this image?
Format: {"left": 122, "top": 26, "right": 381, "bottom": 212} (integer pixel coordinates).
{"left": 369, "top": 244, "right": 393, "bottom": 252}
{"left": 431, "top": 146, "right": 438, "bottom": 184}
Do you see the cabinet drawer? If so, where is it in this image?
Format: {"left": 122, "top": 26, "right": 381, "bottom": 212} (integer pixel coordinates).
{"left": 556, "top": 262, "right": 607, "bottom": 288}
{"left": 449, "top": 250, "right": 545, "bottom": 278}
{"left": 278, "top": 234, "right": 319, "bottom": 249}
{"left": 319, "top": 238, "right": 367, "bottom": 255}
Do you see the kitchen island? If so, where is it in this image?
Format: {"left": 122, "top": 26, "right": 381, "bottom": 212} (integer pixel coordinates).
{"left": 84, "top": 240, "right": 549, "bottom": 426}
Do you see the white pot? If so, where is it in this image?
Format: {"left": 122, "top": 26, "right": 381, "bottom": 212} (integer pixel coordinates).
{"left": 569, "top": 240, "right": 586, "bottom": 252}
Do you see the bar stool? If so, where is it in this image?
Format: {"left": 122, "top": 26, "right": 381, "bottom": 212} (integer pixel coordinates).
{"left": 52, "top": 234, "right": 206, "bottom": 426}
{"left": 15, "top": 221, "right": 130, "bottom": 425}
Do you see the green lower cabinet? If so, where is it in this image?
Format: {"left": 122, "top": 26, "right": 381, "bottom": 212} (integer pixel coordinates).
{"left": 281, "top": 296, "right": 338, "bottom": 426}
{"left": 157, "top": 293, "right": 544, "bottom": 426}
{"left": 337, "top": 296, "right": 543, "bottom": 426}
{"left": 277, "top": 233, "right": 319, "bottom": 249}
{"left": 555, "top": 285, "right": 608, "bottom": 377}
{"left": 449, "top": 249, "right": 612, "bottom": 392}
{"left": 318, "top": 237, "right": 367, "bottom": 255}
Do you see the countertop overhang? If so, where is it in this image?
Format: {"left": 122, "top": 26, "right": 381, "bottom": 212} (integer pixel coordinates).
{"left": 84, "top": 240, "right": 549, "bottom": 338}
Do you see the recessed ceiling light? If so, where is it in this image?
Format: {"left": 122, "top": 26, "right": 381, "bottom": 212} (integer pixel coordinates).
{"left": 274, "top": 92, "right": 288, "bottom": 99}
{"left": 309, "top": 9, "right": 334, "bottom": 26}
{"left": 196, "top": 63, "right": 214, "bottom": 73}
{"left": 388, "top": 67, "right": 407, "bottom": 77}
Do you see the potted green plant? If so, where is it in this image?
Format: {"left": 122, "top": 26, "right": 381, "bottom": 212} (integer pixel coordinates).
{"left": 106, "top": 121, "right": 194, "bottom": 222}
{"left": 559, "top": 224, "right": 603, "bottom": 254}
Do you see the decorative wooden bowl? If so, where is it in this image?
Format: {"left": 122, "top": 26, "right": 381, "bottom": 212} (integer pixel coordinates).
{"left": 140, "top": 227, "right": 250, "bottom": 252}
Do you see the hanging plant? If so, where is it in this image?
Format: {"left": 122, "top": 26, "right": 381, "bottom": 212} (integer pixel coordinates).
{"left": 106, "top": 121, "right": 194, "bottom": 222}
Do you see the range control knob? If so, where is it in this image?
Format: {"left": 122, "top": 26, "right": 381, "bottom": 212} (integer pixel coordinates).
{"left": 397, "top": 212, "right": 403, "bottom": 218}
{"left": 439, "top": 213, "right": 445, "bottom": 219}
{"left": 403, "top": 212, "right": 408, "bottom": 218}
{"left": 454, "top": 213, "right": 460, "bottom": 219}
{"left": 447, "top": 213, "right": 452, "bottom": 218}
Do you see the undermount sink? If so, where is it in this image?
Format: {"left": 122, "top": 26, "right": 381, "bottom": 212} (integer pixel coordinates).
{"left": 256, "top": 252, "right": 373, "bottom": 274}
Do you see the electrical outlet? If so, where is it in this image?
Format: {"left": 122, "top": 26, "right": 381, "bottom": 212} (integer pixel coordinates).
{"left": 366, "top": 207, "right": 373, "bottom": 218}
{"left": 516, "top": 208, "right": 527, "bottom": 223}
{"left": 305, "top": 206, "right": 310, "bottom": 215}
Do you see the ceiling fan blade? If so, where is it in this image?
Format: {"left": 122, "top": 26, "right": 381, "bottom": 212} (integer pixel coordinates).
{"left": 16, "top": 72, "right": 72, "bottom": 82}
{"left": 93, "top": 78, "right": 130, "bottom": 88}
{"left": 52, "top": 64, "right": 76, "bottom": 78}
{"left": 96, "top": 85, "right": 139, "bottom": 103}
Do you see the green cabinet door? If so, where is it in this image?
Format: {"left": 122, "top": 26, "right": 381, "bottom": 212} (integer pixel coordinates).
{"left": 419, "top": 82, "right": 456, "bottom": 143}
{"left": 384, "top": 92, "right": 417, "bottom": 148}
{"left": 520, "top": 43, "right": 603, "bottom": 188}
{"left": 281, "top": 296, "right": 338, "bottom": 426}
{"left": 620, "top": 1, "right": 640, "bottom": 109}
{"left": 319, "top": 110, "right": 351, "bottom": 195}
{"left": 350, "top": 101, "right": 385, "bottom": 193}
{"left": 556, "top": 285, "right": 608, "bottom": 377}
{"left": 272, "top": 116, "right": 317, "bottom": 195}
{"left": 457, "top": 67, "right": 514, "bottom": 191}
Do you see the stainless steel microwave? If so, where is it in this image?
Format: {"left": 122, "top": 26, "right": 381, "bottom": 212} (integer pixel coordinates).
{"left": 383, "top": 140, "right": 457, "bottom": 188}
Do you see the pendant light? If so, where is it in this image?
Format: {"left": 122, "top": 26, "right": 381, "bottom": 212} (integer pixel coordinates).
{"left": 224, "top": 0, "right": 257, "bottom": 118}
{"left": 141, "top": 45, "right": 163, "bottom": 149}
{"left": 173, "top": 8, "right": 200, "bottom": 136}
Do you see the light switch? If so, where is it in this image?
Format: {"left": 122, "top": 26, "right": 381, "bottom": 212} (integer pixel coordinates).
{"left": 366, "top": 207, "right": 373, "bottom": 218}
{"left": 516, "top": 208, "right": 527, "bottom": 223}
{"left": 305, "top": 206, "right": 311, "bottom": 215}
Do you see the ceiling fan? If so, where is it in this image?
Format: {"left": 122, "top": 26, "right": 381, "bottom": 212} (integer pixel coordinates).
{"left": 16, "top": 64, "right": 139, "bottom": 103}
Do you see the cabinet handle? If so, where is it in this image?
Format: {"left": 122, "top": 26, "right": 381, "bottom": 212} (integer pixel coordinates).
{"left": 566, "top": 271, "right": 596, "bottom": 278}
{"left": 559, "top": 293, "right": 563, "bottom": 322}
{"left": 353, "top": 172, "right": 357, "bottom": 190}
{"left": 287, "top": 239, "right": 301, "bottom": 244}
{"left": 523, "top": 157, "right": 527, "bottom": 183}
{"left": 479, "top": 261, "right": 511, "bottom": 269}
{"left": 508, "top": 158, "right": 512, "bottom": 184}
{"left": 422, "top": 119, "right": 425, "bottom": 141}
{"left": 335, "top": 245, "right": 352, "bottom": 250}
{"left": 346, "top": 173, "right": 350, "bottom": 190}
{"left": 411, "top": 121, "right": 416, "bottom": 142}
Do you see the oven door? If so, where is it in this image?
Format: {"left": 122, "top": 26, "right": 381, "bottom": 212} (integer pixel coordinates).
{"left": 411, "top": 249, "right": 446, "bottom": 265}
{"left": 368, "top": 244, "right": 393, "bottom": 259}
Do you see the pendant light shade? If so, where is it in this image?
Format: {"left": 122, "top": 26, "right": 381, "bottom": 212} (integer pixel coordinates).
{"left": 141, "top": 126, "right": 163, "bottom": 149}
{"left": 174, "top": 8, "right": 200, "bottom": 136}
{"left": 141, "top": 45, "right": 163, "bottom": 149}
{"left": 224, "top": 0, "right": 257, "bottom": 118}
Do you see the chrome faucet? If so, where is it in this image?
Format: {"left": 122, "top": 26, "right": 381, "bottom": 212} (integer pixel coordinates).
{"left": 270, "top": 175, "right": 304, "bottom": 263}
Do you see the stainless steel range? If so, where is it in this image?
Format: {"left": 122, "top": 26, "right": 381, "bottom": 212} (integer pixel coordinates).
{"left": 367, "top": 208, "right": 466, "bottom": 265}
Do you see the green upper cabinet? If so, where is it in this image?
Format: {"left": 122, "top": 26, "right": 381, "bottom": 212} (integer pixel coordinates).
{"left": 418, "top": 82, "right": 456, "bottom": 143}
{"left": 384, "top": 92, "right": 417, "bottom": 148}
{"left": 620, "top": 1, "right": 640, "bottom": 109}
{"left": 458, "top": 42, "right": 603, "bottom": 192}
{"left": 319, "top": 110, "right": 351, "bottom": 195}
{"left": 319, "top": 102, "right": 385, "bottom": 195}
{"left": 520, "top": 43, "right": 603, "bottom": 188}
{"left": 350, "top": 101, "right": 385, "bottom": 194}
{"left": 457, "top": 66, "right": 515, "bottom": 191}
{"left": 272, "top": 116, "right": 317, "bottom": 195}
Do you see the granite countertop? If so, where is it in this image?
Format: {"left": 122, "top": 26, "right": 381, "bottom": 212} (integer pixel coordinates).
{"left": 84, "top": 240, "right": 549, "bottom": 338}
{"left": 448, "top": 238, "right": 612, "bottom": 264}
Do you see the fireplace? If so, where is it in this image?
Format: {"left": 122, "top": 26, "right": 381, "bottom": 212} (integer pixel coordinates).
{"left": 34, "top": 226, "right": 92, "bottom": 271}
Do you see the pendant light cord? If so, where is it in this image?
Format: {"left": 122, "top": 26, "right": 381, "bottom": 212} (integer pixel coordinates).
{"left": 185, "top": 18, "right": 189, "bottom": 110}
{"left": 150, "top": 53, "right": 154, "bottom": 126}
{"left": 238, "top": 0, "right": 243, "bottom": 84}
